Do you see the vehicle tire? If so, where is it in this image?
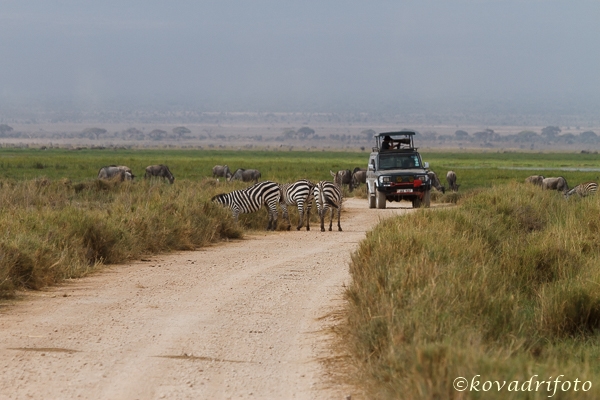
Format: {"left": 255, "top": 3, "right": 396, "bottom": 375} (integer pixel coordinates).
{"left": 376, "top": 190, "right": 387, "bottom": 209}
{"left": 423, "top": 189, "right": 431, "bottom": 208}
{"left": 412, "top": 197, "right": 421, "bottom": 208}
{"left": 368, "top": 193, "right": 376, "bottom": 209}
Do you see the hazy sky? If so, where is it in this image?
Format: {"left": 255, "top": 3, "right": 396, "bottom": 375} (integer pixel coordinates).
{"left": 1, "top": 1, "right": 599, "bottom": 113}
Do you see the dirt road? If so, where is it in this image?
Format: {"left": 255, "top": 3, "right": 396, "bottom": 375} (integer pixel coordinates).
{"left": 0, "top": 198, "right": 411, "bottom": 400}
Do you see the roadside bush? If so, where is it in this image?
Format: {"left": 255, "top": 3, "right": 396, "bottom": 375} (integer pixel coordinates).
{"left": 0, "top": 178, "right": 248, "bottom": 298}
{"left": 345, "top": 182, "right": 600, "bottom": 399}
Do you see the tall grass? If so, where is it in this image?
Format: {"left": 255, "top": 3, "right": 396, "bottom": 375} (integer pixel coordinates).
{"left": 345, "top": 182, "right": 600, "bottom": 399}
{"left": 0, "top": 147, "right": 373, "bottom": 298}
{"left": 0, "top": 178, "right": 259, "bottom": 298}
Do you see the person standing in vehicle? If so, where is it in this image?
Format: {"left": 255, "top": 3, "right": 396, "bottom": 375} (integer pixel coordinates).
{"left": 381, "top": 136, "right": 392, "bottom": 150}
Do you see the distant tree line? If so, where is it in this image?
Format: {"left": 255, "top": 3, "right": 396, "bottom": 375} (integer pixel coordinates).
{"left": 422, "top": 126, "right": 599, "bottom": 145}
{"left": 276, "top": 127, "right": 326, "bottom": 141}
{"left": 2, "top": 122, "right": 599, "bottom": 147}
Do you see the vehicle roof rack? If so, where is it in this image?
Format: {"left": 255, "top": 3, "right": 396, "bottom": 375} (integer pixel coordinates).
{"left": 375, "top": 130, "right": 416, "bottom": 138}
{"left": 374, "top": 130, "right": 417, "bottom": 151}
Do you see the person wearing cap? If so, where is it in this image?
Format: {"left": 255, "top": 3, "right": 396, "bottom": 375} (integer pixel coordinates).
{"left": 381, "top": 136, "right": 392, "bottom": 150}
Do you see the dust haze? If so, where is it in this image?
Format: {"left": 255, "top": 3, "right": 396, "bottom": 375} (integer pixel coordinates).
{"left": 1, "top": 1, "right": 599, "bottom": 150}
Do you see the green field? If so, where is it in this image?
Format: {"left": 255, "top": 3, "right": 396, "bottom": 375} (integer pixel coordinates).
{"left": 0, "top": 148, "right": 369, "bottom": 182}
{"left": 1, "top": 148, "right": 599, "bottom": 189}
{"left": 2, "top": 148, "right": 600, "bottom": 399}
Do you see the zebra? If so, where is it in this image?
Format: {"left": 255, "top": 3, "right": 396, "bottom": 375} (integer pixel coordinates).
{"left": 564, "top": 181, "right": 599, "bottom": 199}
{"left": 211, "top": 181, "right": 281, "bottom": 231}
{"left": 313, "top": 181, "right": 343, "bottom": 232}
{"left": 279, "top": 179, "right": 315, "bottom": 231}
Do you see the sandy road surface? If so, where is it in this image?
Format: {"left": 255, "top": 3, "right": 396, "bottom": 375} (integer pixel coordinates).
{"left": 0, "top": 198, "right": 412, "bottom": 400}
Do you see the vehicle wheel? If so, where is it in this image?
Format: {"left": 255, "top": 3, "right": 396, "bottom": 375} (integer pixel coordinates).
{"left": 412, "top": 197, "right": 421, "bottom": 208}
{"left": 376, "top": 190, "right": 387, "bottom": 209}
{"left": 368, "top": 193, "right": 376, "bottom": 208}
{"left": 423, "top": 189, "right": 431, "bottom": 208}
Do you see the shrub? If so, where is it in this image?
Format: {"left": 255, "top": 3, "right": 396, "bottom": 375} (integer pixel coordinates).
{"left": 0, "top": 178, "right": 248, "bottom": 298}
{"left": 344, "top": 182, "right": 600, "bottom": 398}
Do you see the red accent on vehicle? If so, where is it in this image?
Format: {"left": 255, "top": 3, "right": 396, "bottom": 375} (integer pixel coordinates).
{"left": 413, "top": 179, "right": 422, "bottom": 187}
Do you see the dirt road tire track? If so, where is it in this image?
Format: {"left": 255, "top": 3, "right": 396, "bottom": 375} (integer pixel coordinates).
{"left": 0, "top": 198, "right": 411, "bottom": 400}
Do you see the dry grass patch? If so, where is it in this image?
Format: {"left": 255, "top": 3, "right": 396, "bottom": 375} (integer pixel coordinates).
{"left": 344, "top": 182, "right": 600, "bottom": 399}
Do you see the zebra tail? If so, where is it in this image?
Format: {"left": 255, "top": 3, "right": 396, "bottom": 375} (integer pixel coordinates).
{"left": 326, "top": 198, "right": 338, "bottom": 208}
{"left": 318, "top": 183, "right": 326, "bottom": 215}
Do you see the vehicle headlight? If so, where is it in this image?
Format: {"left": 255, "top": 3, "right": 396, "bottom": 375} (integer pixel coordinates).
{"left": 379, "top": 176, "right": 391, "bottom": 183}
{"left": 416, "top": 174, "right": 428, "bottom": 181}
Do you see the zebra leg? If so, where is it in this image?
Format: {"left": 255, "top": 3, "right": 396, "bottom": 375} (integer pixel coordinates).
{"left": 296, "top": 201, "right": 304, "bottom": 231}
{"left": 267, "top": 209, "right": 276, "bottom": 231}
{"left": 305, "top": 202, "right": 311, "bottom": 231}
{"left": 328, "top": 207, "right": 334, "bottom": 231}
{"left": 264, "top": 204, "right": 273, "bottom": 231}
{"left": 319, "top": 208, "right": 326, "bottom": 232}
{"left": 337, "top": 205, "right": 342, "bottom": 231}
{"left": 271, "top": 205, "right": 278, "bottom": 231}
{"left": 281, "top": 202, "right": 291, "bottom": 230}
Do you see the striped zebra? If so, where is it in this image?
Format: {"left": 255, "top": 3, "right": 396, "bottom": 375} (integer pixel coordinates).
{"left": 313, "top": 181, "right": 343, "bottom": 232}
{"left": 279, "top": 179, "right": 315, "bottom": 231}
{"left": 564, "top": 181, "right": 599, "bottom": 199}
{"left": 211, "top": 181, "right": 281, "bottom": 230}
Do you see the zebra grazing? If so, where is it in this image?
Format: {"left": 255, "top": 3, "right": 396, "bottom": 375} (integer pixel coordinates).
{"left": 211, "top": 181, "right": 281, "bottom": 231}
{"left": 564, "top": 182, "right": 599, "bottom": 199}
{"left": 314, "top": 181, "right": 343, "bottom": 232}
{"left": 279, "top": 179, "right": 315, "bottom": 231}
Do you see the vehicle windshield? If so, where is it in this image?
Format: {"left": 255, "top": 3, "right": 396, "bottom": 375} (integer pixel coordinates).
{"left": 378, "top": 153, "right": 421, "bottom": 170}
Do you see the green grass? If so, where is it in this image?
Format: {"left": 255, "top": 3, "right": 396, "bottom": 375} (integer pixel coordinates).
{"left": 2, "top": 148, "right": 599, "bottom": 189}
{"left": 345, "top": 182, "right": 600, "bottom": 399}
{"left": 3, "top": 148, "right": 600, "bottom": 399}
{"left": 0, "top": 148, "right": 370, "bottom": 182}
{"left": 422, "top": 151, "right": 600, "bottom": 191}
{"left": 0, "top": 148, "right": 370, "bottom": 298}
